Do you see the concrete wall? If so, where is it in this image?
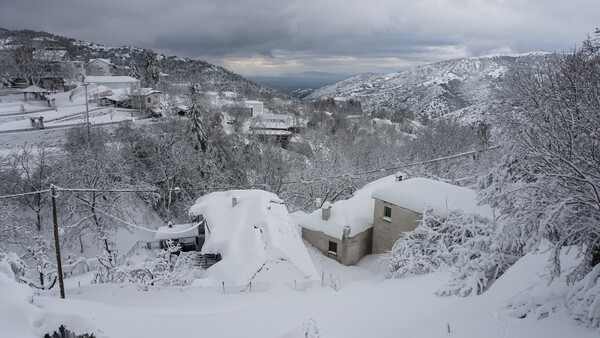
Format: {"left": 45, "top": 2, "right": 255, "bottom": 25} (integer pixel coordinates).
{"left": 301, "top": 227, "right": 373, "bottom": 266}
{"left": 372, "top": 198, "right": 422, "bottom": 254}
{"left": 341, "top": 227, "right": 373, "bottom": 266}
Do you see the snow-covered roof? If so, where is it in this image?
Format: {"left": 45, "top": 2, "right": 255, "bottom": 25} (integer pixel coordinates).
{"left": 154, "top": 223, "right": 199, "bottom": 241}
{"left": 132, "top": 88, "right": 162, "bottom": 96}
{"left": 371, "top": 177, "right": 493, "bottom": 218}
{"left": 32, "top": 49, "right": 68, "bottom": 62}
{"left": 88, "top": 58, "right": 113, "bottom": 65}
{"left": 251, "top": 129, "right": 292, "bottom": 136}
{"left": 84, "top": 76, "right": 140, "bottom": 84}
{"left": 21, "top": 85, "right": 49, "bottom": 93}
{"left": 299, "top": 175, "right": 397, "bottom": 239}
{"left": 251, "top": 114, "right": 293, "bottom": 130}
{"left": 189, "top": 190, "right": 318, "bottom": 285}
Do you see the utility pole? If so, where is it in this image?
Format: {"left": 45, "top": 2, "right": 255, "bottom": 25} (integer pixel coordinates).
{"left": 83, "top": 82, "right": 90, "bottom": 141}
{"left": 50, "top": 184, "right": 66, "bottom": 299}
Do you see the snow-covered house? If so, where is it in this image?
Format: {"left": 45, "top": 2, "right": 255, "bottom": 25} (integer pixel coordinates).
{"left": 129, "top": 87, "right": 162, "bottom": 109}
{"left": 188, "top": 190, "right": 318, "bottom": 286}
{"left": 153, "top": 222, "right": 206, "bottom": 252}
{"left": 370, "top": 177, "right": 493, "bottom": 254}
{"left": 250, "top": 114, "right": 296, "bottom": 147}
{"left": 85, "top": 58, "right": 117, "bottom": 76}
{"left": 84, "top": 75, "right": 140, "bottom": 90}
{"left": 299, "top": 175, "right": 493, "bottom": 265}
{"left": 245, "top": 100, "right": 264, "bottom": 116}
{"left": 299, "top": 175, "right": 396, "bottom": 266}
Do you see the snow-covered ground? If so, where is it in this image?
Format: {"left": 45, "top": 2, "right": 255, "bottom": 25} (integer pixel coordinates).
{"left": 0, "top": 91, "right": 137, "bottom": 133}
{"left": 17, "top": 247, "right": 598, "bottom": 338}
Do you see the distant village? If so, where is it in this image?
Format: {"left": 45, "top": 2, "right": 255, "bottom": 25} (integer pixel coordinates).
{"left": 0, "top": 34, "right": 300, "bottom": 146}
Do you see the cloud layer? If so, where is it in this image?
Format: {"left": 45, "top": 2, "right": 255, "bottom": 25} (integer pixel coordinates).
{"left": 1, "top": 0, "right": 598, "bottom": 75}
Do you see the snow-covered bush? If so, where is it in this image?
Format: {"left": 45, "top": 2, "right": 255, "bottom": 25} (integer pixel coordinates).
{"left": 94, "top": 241, "right": 203, "bottom": 288}
{"left": 0, "top": 251, "right": 28, "bottom": 282}
{"left": 566, "top": 264, "right": 600, "bottom": 328}
{"left": 386, "top": 208, "right": 514, "bottom": 296}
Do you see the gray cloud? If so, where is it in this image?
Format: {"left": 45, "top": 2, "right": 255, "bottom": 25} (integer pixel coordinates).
{"left": 0, "top": 0, "right": 598, "bottom": 75}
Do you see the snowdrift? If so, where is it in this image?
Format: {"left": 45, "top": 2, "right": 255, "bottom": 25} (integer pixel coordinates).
{"left": 0, "top": 262, "right": 101, "bottom": 338}
{"left": 189, "top": 190, "right": 318, "bottom": 286}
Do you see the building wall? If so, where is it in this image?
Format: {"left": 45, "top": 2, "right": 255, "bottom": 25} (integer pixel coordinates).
{"left": 372, "top": 199, "right": 422, "bottom": 254}
{"left": 301, "top": 227, "right": 373, "bottom": 266}
{"left": 342, "top": 227, "right": 373, "bottom": 266}
{"left": 86, "top": 60, "right": 110, "bottom": 76}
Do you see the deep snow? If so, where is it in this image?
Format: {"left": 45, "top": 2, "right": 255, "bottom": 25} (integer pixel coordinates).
{"left": 20, "top": 248, "right": 599, "bottom": 338}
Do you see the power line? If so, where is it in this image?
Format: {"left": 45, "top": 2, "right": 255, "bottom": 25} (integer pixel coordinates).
{"left": 0, "top": 146, "right": 501, "bottom": 199}
{"left": 95, "top": 208, "right": 204, "bottom": 235}
{"left": 0, "top": 189, "right": 50, "bottom": 199}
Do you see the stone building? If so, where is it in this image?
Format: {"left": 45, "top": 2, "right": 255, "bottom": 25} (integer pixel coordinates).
{"left": 300, "top": 175, "right": 493, "bottom": 265}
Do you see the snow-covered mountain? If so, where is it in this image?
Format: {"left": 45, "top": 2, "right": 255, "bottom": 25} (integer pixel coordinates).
{"left": 306, "top": 53, "right": 550, "bottom": 121}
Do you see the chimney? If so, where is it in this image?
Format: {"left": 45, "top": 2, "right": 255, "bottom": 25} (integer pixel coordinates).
{"left": 232, "top": 196, "right": 238, "bottom": 207}
{"left": 321, "top": 202, "right": 332, "bottom": 221}
{"left": 395, "top": 172, "right": 405, "bottom": 182}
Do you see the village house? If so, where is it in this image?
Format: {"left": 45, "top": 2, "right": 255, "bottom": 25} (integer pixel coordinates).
{"left": 129, "top": 87, "right": 162, "bottom": 113}
{"left": 152, "top": 221, "right": 206, "bottom": 252}
{"left": 85, "top": 58, "right": 117, "bottom": 76}
{"left": 299, "top": 175, "right": 493, "bottom": 265}
{"left": 250, "top": 114, "right": 297, "bottom": 147}
{"left": 71, "top": 60, "right": 86, "bottom": 81}
{"left": 246, "top": 100, "right": 264, "bottom": 116}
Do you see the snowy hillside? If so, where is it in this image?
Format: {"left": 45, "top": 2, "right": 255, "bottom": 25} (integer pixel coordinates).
{"left": 0, "top": 28, "right": 282, "bottom": 97}
{"left": 307, "top": 52, "right": 550, "bottom": 121}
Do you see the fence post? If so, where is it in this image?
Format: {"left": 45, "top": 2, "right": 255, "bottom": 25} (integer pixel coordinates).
{"left": 222, "top": 281, "right": 225, "bottom": 293}
{"left": 321, "top": 271, "right": 324, "bottom": 286}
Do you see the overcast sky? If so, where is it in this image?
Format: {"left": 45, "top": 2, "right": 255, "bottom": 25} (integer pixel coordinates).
{"left": 1, "top": 0, "right": 598, "bottom": 75}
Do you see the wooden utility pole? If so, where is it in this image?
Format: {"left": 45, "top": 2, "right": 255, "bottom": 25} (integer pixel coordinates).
{"left": 50, "top": 184, "right": 66, "bottom": 299}
{"left": 83, "top": 82, "right": 90, "bottom": 141}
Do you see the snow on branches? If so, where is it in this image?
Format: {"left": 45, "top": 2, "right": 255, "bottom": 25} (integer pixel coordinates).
{"left": 385, "top": 208, "right": 514, "bottom": 297}
{"left": 93, "top": 240, "right": 204, "bottom": 289}
{"left": 566, "top": 264, "right": 600, "bottom": 328}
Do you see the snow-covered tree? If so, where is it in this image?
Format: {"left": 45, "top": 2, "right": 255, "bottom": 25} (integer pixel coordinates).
{"left": 479, "top": 34, "right": 600, "bottom": 281}
{"left": 56, "top": 126, "right": 134, "bottom": 258}
{"left": 142, "top": 50, "right": 160, "bottom": 87}
{"left": 386, "top": 208, "right": 513, "bottom": 296}
{"left": 478, "top": 31, "right": 600, "bottom": 326}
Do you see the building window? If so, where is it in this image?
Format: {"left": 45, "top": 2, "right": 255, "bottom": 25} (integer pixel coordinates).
{"left": 147, "top": 97, "right": 151, "bottom": 103}
{"left": 383, "top": 206, "right": 392, "bottom": 221}
{"left": 328, "top": 241, "right": 337, "bottom": 255}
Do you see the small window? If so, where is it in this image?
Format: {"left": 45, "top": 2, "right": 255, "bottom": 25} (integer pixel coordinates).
{"left": 328, "top": 241, "right": 337, "bottom": 254}
{"left": 147, "top": 97, "right": 151, "bottom": 103}
{"left": 383, "top": 206, "right": 392, "bottom": 221}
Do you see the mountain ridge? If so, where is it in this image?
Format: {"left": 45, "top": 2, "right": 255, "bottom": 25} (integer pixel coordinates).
{"left": 306, "top": 52, "right": 551, "bottom": 122}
